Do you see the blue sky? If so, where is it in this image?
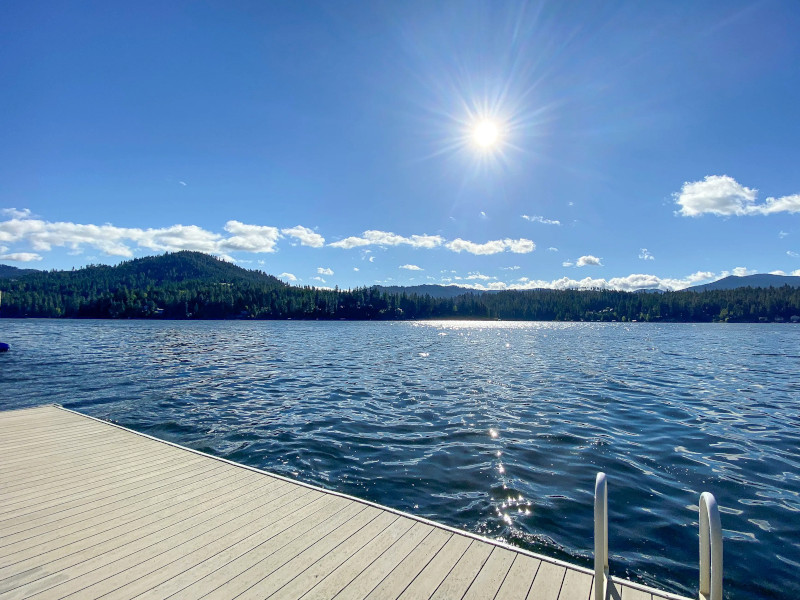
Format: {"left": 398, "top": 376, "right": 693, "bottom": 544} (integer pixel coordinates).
{"left": 1, "top": 1, "right": 799, "bottom": 290}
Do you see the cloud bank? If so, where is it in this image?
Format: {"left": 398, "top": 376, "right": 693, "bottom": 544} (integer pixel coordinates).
{"left": 1, "top": 211, "right": 539, "bottom": 262}
{"left": 675, "top": 175, "right": 800, "bottom": 217}
{"left": 455, "top": 270, "right": 715, "bottom": 292}
{"left": 329, "top": 230, "right": 443, "bottom": 250}
{"left": 445, "top": 238, "right": 535, "bottom": 255}
{"left": 0, "top": 211, "right": 322, "bottom": 261}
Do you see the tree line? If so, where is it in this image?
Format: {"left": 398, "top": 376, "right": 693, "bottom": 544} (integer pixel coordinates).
{"left": 1, "top": 252, "right": 799, "bottom": 322}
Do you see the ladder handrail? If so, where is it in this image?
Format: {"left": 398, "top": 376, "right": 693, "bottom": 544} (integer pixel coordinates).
{"left": 594, "top": 472, "right": 608, "bottom": 600}
{"left": 699, "top": 492, "right": 723, "bottom": 600}
{"left": 592, "top": 474, "right": 722, "bottom": 600}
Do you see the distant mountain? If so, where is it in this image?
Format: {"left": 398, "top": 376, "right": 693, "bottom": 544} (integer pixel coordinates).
{"left": 374, "top": 284, "right": 487, "bottom": 298}
{"left": 688, "top": 274, "right": 800, "bottom": 292}
{"left": 0, "top": 264, "right": 40, "bottom": 279}
{"left": 8, "top": 251, "right": 286, "bottom": 288}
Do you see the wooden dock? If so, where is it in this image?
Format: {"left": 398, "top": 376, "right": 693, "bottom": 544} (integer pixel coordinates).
{"left": 0, "top": 406, "right": 690, "bottom": 600}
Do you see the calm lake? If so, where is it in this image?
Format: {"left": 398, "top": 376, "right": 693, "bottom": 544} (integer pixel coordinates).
{"left": 1, "top": 320, "right": 798, "bottom": 599}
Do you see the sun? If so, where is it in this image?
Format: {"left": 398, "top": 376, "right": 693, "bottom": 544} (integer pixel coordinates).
{"left": 472, "top": 119, "right": 501, "bottom": 149}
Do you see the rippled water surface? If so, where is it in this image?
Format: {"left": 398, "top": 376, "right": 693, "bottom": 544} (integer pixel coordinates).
{"left": 1, "top": 320, "right": 798, "bottom": 599}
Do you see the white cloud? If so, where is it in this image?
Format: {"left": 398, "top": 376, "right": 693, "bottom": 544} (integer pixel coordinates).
{"left": 793, "top": 269, "right": 800, "bottom": 276}
{"left": 501, "top": 266, "right": 520, "bottom": 270}
{"left": 770, "top": 270, "right": 787, "bottom": 275}
{"left": 317, "top": 267, "right": 334, "bottom": 276}
{"left": 562, "top": 261, "right": 574, "bottom": 267}
{"left": 674, "top": 175, "right": 756, "bottom": 217}
{"left": 400, "top": 264, "right": 422, "bottom": 271}
{"left": 506, "top": 239, "right": 536, "bottom": 254}
{"left": 0, "top": 252, "right": 42, "bottom": 262}
{"left": 0, "top": 212, "right": 327, "bottom": 260}
{"left": 179, "top": 181, "right": 187, "bottom": 186}
{"left": 369, "top": 256, "right": 375, "bottom": 262}
{"left": 281, "top": 225, "right": 325, "bottom": 248}
{"left": 639, "top": 248, "right": 655, "bottom": 261}
{"left": 522, "top": 215, "right": 561, "bottom": 225}
{"left": 787, "top": 251, "right": 799, "bottom": 258}
{"left": 220, "top": 221, "right": 280, "bottom": 253}
{"left": 731, "top": 266, "right": 755, "bottom": 277}
{"left": 311, "top": 276, "right": 326, "bottom": 283}
{"left": 758, "top": 194, "right": 800, "bottom": 215}
{"left": 576, "top": 255, "right": 603, "bottom": 267}
{"left": 457, "top": 269, "right": 716, "bottom": 293}
{"left": 779, "top": 231, "right": 789, "bottom": 238}
{"left": 675, "top": 175, "right": 800, "bottom": 217}
{"left": 353, "top": 267, "right": 359, "bottom": 272}
{"left": 331, "top": 231, "right": 534, "bottom": 256}
{"left": 446, "top": 239, "right": 506, "bottom": 255}
{"left": 465, "top": 272, "right": 494, "bottom": 280}
{"left": 279, "top": 272, "right": 297, "bottom": 282}
{"left": 480, "top": 211, "right": 487, "bottom": 219}
{"left": 1, "top": 208, "right": 32, "bottom": 219}
{"left": 330, "top": 230, "right": 443, "bottom": 250}
{"left": 445, "top": 238, "right": 535, "bottom": 255}
{"left": 548, "top": 247, "right": 558, "bottom": 252}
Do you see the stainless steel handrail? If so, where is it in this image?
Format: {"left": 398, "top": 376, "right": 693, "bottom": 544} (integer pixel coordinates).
{"left": 592, "top": 475, "right": 722, "bottom": 600}
{"left": 594, "top": 472, "right": 608, "bottom": 600}
{"left": 699, "top": 492, "right": 723, "bottom": 600}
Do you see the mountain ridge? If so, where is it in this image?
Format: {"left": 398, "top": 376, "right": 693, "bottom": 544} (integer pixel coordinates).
{"left": 688, "top": 274, "right": 800, "bottom": 292}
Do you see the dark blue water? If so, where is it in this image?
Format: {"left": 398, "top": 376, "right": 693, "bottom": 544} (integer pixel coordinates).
{"left": 1, "top": 320, "right": 798, "bottom": 599}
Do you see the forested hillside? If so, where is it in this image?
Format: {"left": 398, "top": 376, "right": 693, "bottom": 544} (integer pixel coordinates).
{"left": 0, "top": 265, "right": 39, "bottom": 279}
{"left": 1, "top": 252, "right": 799, "bottom": 322}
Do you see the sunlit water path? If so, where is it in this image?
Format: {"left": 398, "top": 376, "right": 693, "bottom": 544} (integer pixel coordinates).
{"left": 1, "top": 320, "right": 798, "bottom": 599}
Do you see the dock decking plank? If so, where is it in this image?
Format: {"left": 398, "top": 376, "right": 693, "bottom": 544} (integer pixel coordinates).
{"left": 462, "top": 546, "right": 517, "bottom": 600}
{"left": 429, "top": 540, "right": 492, "bottom": 599}
{"left": 0, "top": 469, "right": 270, "bottom": 561}
{"left": 4, "top": 485, "right": 322, "bottom": 599}
{"left": 257, "top": 511, "right": 401, "bottom": 600}
{"left": 558, "top": 569, "right": 593, "bottom": 600}
{"left": 396, "top": 531, "right": 472, "bottom": 600}
{"left": 0, "top": 462, "right": 228, "bottom": 541}
{"left": 620, "top": 583, "right": 654, "bottom": 600}
{"left": 329, "top": 521, "right": 434, "bottom": 600}
{"left": 298, "top": 517, "right": 417, "bottom": 600}
{"left": 526, "top": 560, "right": 567, "bottom": 600}
{"left": 63, "top": 492, "right": 337, "bottom": 600}
{"left": 494, "top": 554, "right": 541, "bottom": 600}
{"left": 199, "top": 503, "right": 377, "bottom": 600}
{"left": 363, "top": 528, "right": 452, "bottom": 599}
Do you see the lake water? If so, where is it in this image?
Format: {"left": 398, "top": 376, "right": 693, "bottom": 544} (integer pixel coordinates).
{"left": 1, "top": 320, "right": 798, "bottom": 599}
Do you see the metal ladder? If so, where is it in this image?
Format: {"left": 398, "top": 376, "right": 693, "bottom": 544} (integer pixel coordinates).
{"left": 594, "top": 472, "right": 723, "bottom": 600}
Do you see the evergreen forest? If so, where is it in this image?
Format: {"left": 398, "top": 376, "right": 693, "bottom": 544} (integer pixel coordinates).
{"left": 1, "top": 252, "right": 799, "bottom": 323}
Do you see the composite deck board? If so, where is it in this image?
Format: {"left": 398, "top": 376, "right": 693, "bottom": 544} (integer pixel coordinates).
{"left": 1, "top": 445, "right": 180, "bottom": 495}
{"left": 621, "top": 584, "right": 653, "bottom": 600}
{"left": 494, "top": 554, "right": 541, "bottom": 600}
{"left": 0, "top": 469, "right": 260, "bottom": 557}
{"left": 461, "top": 546, "right": 517, "bottom": 600}
{"left": 0, "top": 406, "right": 692, "bottom": 600}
